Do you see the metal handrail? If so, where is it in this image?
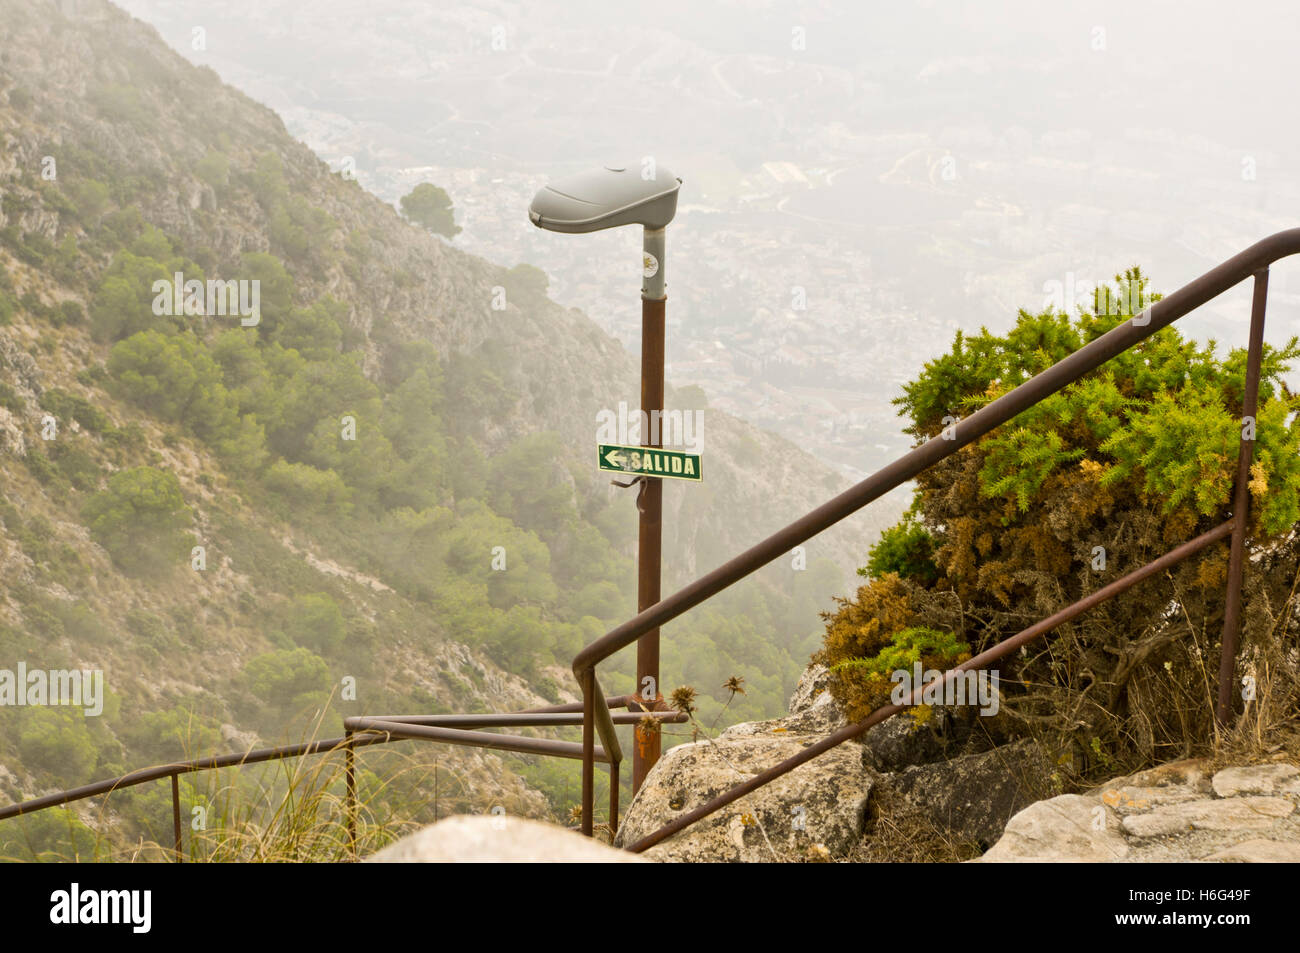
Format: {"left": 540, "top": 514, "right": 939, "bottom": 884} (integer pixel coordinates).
{"left": 574, "top": 228, "right": 1300, "bottom": 845}
{"left": 0, "top": 699, "right": 685, "bottom": 860}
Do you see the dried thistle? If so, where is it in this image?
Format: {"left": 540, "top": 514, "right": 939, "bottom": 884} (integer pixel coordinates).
{"left": 723, "top": 675, "right": 747, "bottom": 696}
{"left": 670, "top": 684, "right": 698, "bottom": 714}
{"left": 567, "top": 805, "right": 583, "bottom": 826}
{"left": 806, "top": 843, "right": 832, "bottom": 862}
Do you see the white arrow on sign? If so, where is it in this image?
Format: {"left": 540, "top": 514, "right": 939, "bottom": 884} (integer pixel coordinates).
{"left": 603, "top": 448, "right": 626, "bottom": 468}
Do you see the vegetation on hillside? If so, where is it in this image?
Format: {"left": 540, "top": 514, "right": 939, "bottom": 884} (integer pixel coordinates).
{"left": 0, "top": 0, "right": 849, "bottom": 858}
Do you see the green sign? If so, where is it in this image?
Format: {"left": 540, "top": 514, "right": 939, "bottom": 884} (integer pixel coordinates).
{"left": 598, "top": 444, "right": 702, "bottom": 482}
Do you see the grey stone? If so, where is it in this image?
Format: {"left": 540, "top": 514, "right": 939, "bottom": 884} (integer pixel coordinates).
{"left": 367, "top": 815, "right": 648, "bottom": 863}
{"left": 782, "top": 663, "right": 847, "bottom": 734}
{"left": 614, "top": 731, "right": 874, "bottom": 862}
{"left": 1121, "top": 796, "right": 1295, "bottom": 838}
{"left": 1097, "top": 784, "right": 1205, "bottom": 815}
{"left": 1211, "top": 764, "right": 1300, "bottom": 798}
{"left": 882, "top": 738, "right": 1054, "bottom": 846}
{"left": 978, "top": 794, "right": 1129, "bottom": 862}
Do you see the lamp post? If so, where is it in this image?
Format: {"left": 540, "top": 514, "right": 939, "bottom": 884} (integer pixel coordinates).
{"left": 529, "top": 163, "right": 682, "bottom": 792}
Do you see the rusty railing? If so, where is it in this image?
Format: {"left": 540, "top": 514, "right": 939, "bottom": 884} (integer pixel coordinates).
{"left": 0, "top": 697, "right": 683, "bottom": 859}
{"left": 574, "top": 228, "right": 1300, "bottom": 850}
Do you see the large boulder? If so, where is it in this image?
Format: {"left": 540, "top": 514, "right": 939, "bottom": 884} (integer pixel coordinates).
{"left": 976, "top": 794, "right": 1130, "bottom": 862}
{"left": 878, "top": 738, "right": 1053, "bottom": 847}
{"left": 367, "top": 815, "right": 649, "bottom": 863}
{"left": 614, "top": 724, "right": 876, "bottom": 862}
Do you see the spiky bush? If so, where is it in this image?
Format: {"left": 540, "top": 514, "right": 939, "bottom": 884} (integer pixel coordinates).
{"left": 820, "top": 268, "right": 1300, "bottom": 778}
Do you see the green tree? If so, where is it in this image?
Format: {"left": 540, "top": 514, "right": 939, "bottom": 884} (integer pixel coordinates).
{"left": 284, "top": 593, "right": 348, "bottom": 655}
{"left": 81, "top": 466, "right": 194, "bottom": 575}
{"left": 503, "top": 263, "right": 548, "bottom": 301}
{"left": 19, "top": 708, "right": 99, "bottom": 783}
{"left": 242, "top": 647, "right": 331, "bottom": 708}
{"left": 262, "top": 460, "right": 353, "bottom": 517}
{"left": 399, "top": 183, "right": 461, "bottom": 238}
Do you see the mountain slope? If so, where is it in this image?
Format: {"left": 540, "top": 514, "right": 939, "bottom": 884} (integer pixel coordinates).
{"left": 0, "top": 0, "right": 898, "bottom": 858}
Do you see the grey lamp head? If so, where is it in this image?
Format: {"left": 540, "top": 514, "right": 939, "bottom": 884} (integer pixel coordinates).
{"left": 529, "top": 164, "right": 681, "bottom": 233}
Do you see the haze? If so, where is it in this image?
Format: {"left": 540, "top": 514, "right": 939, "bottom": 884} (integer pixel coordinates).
{"left": 117, "top": 0, "right": 1300, "bottom": 480}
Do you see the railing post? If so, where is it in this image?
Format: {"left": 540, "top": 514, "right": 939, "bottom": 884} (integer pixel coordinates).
{"left": 345, "top": 730, "right": 357, "bottom": 859}
{"left": 171, "top": 772, "right": 183, "bottom": 863}
{"left": 580, "top": 670, "right": 595, "bottom": 837}
{"left": 1216, "top": 267, "right": 1269, "bottom": 727}
{"left": 609, "top": 758, "right": 619, "bottom": 838}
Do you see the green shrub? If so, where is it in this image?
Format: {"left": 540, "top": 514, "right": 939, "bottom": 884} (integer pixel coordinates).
{"left": 41, "top": 388, "right": 113, "bottom": 435}
{"left": 122, "top": 706, "right": 220, "bottom": 763}
{"left": 283, "top": 593, "right": 347, "bottom": 655}
{"left": 81, "top": 466, "right": 193, "bottom": 575}
{"left": 863, "top": 518, "right": 939, "bottom": 585}
{"left": 823, "top": 267, "right": 1300, "bottom": 773}
{"left": 0, "top": 379, "right": 23, "bottom": 412}
{"left": 241, "top": 647, "right": 331, "bottom": 705}
{"left": 19, "top": 708, "right": 99, "bottom": 783}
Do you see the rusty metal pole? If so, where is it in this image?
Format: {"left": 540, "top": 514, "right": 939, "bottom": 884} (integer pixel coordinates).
{"left": 634, "top": 227, "right": 666, "bottom": 792}
{"left": 344, "top": 730, "right": 357, "bottom": 858}
{"left": 609, "top": 760, "right": 620, "bottom": 837}
{"left": 1216, "top": 268, "right": 1269, "bottom": 726}
{"left": 171, "top": 772, "right": 182, "bottom": 863}
{"left": 580, "top": 669, "right": 595, "bottom": 837}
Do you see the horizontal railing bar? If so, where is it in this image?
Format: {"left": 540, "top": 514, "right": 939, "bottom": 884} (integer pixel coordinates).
{"left": 0, "top": 733, "right": 393, "bottom": 820}
{"left": 627, "top": 518, "right": 1235, "bottom": 852}
{"left": 343, "top": 711, "right": 685, "bottom": 728}
{"left": 575, "top": 228, "right": 1300, "bottom": 680}
{"left": 347, "top": 719, "right": 613, "bottom": 763}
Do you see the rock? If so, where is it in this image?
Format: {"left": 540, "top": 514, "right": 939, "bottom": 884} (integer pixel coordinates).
{"left": 860, "top": 703, "right": 1023, "bottom": 773}
{"left": 614, "top": 732, "right": 875, "bottom": 862}
{"left": 1211, "top": 764, "right": 1300, "bottom": 798}
{"left": 1121, "top": 796, "right": 1294, "bottom": 837}
{"left": 977, "top": 794, "right": 1129, "bottom": 862}
{"left": 881, "top": 738, "right": 1053, "bottom": 846}
{"left": 783, "top": 664, "right": 847, "bottom": 734}
{"left": 1201, "top": 838, "right": 1300, "bottom": 862}
{"left": 1097, "top": 785, "right": 1204, "bottom": 815}
{"left": 367, "top": 815, "right": 648, "bottom": 863}
{"left": 220, "top": 723, "right": 259, "bottom": 752}
{"left": 1115, "top": 758, "right": 1213, "bottom": 792}
{"left": 0, "top": 407, "right": 26, "bottom": 457}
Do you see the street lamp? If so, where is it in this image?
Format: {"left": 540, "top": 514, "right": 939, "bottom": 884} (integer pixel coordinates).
{"left": 529, "top": 163, "right": 682, "bottom": 795}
